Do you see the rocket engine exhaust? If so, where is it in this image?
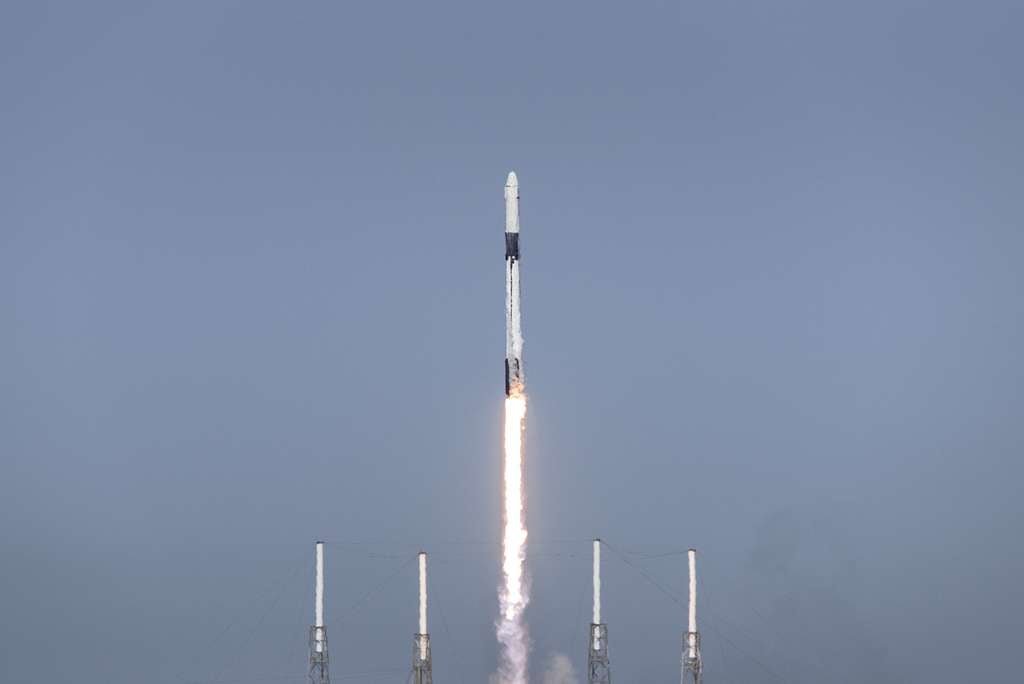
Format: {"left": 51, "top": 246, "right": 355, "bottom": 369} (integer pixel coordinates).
{"left": 497, "top": 171, "right": 530, "bottom": 683}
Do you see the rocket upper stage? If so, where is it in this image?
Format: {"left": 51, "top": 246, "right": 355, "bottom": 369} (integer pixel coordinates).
{"left": 504, "top": 172, "right": 519, "bottom": 234}
{"left": 504, "top": 172, "right": 520, "bottom": 259}
{"left": 505, "top": 171, "right": 524, "bottom": 396}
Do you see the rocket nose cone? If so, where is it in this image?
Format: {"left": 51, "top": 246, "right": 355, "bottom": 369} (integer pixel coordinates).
{"left": 506, "top": 171, "right": 518, "bottom": 187}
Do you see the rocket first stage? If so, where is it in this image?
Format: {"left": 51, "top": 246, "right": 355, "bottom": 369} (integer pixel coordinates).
{"left": 504, "top": 171, "right": 524, "bottom": 397}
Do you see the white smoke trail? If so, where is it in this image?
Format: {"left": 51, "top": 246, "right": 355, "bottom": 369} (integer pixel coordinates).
{"left": 497, "top": 393, "right": 529, "bottom": 683}
{"left": 541, "top": 653, "right": 578, "bottom": 684}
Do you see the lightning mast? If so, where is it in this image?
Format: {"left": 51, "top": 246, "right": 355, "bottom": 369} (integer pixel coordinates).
{"left": 310, "top": 541, "right": 330, "bottom": 684}
{"left": 681, "top": 548, "right": 701, "bottom": 684}
{"left": 413, "top": 551, "right": 433, "bottom": 684}
{"left": 588, "top": 539, "right": 611, "bottom": 684}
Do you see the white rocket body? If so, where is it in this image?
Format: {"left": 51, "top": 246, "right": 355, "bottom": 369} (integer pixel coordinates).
{"left": 504, "top": 171, "right": 524, "bottom": 396}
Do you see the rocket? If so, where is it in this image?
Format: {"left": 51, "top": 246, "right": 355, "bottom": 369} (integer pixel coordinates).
{"left": 505, "top": 171, "right": 524, "bottom": 397}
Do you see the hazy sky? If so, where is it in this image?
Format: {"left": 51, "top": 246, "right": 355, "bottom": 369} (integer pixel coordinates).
{"left": 3, "top": 1, "right": 1023, "bottom": 682}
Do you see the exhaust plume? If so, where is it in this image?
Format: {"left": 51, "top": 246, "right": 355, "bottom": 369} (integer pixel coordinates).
{"left": 498, "top": 393, "right": 529, "bottom": 682}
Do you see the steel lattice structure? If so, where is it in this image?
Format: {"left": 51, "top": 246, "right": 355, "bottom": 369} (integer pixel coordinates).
{"left": 588, "top": 623, "right": 612, "bottom": 684}
{"left": 309, "top": 626, "right": 329, "bottom": 684}
{"left": 412, "top": 633, "right": 433, "bottom": 684}
{"left": 681, "top": 631, "right": 702, "bottom": 684}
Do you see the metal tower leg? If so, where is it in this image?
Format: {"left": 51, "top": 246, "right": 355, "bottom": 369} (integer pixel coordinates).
{"left": 681, "top": 631, "right": 701, "bottom": 684}
{"left": 588, "top": 623, "right": 611, "bottom": 684}
{"left": 309, "top": 625, "right": 329, "bottom": 684}
{"left": 413, "top": 633, "right": 433, "bottom": 684}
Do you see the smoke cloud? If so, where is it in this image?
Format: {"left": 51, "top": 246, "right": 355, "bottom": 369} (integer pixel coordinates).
{"left": 541, "top": 653, "right": 578, "bottom": 684}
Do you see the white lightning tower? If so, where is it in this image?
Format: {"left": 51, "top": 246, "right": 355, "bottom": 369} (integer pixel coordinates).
{"left": 413, "top": 551, "right": 433, "bottom": 684}
{"left": 588, "top": 539, "right": 611, "bottom": 684}
{"left": 310, "top": 541, "right": 330, "bottom": 684}
{"left": 681, "top": 548, "right": 702, "bottom": 684}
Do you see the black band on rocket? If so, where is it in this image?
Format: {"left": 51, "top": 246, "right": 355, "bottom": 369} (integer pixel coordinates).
{"left": 505, "top": 233, "right": 519, "bottom": 259}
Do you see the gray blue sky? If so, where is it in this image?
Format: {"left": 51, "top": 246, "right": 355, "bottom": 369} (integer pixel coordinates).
{"left": 3, "top": 1, "right": 1023, "bottom": 682}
